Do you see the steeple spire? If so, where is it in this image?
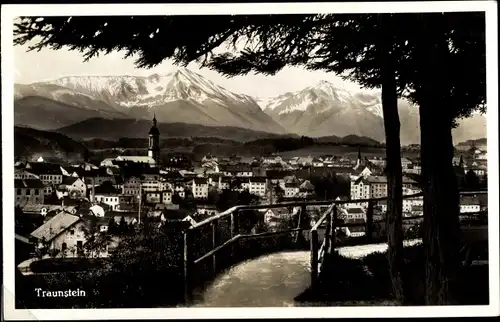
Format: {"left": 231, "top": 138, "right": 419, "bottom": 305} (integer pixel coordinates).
{"left": 153, "top": 110, "right": 157, "bottom": 127}
{"left": 357, "top": 146, "right": 362, "bottom": 160}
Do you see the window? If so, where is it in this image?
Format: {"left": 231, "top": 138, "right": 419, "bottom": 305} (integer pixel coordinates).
{"left": 26, "top": 189, "right": 31, "bottom": 195}
{"left": 35, "top": 189, "right": 39, "bottom": 195}
{"left": 69, "top": 230, "right": 75, "bottom": 235}
{"left": 17, "top": 189, "right": 21, "bottom": 195}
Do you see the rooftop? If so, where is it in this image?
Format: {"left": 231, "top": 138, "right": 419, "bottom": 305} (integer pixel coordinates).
{"left": 31, "top": 212, "right": 81, "bottom": 242}
{"left": 15, "top": 179, "right": 45, "bottom": 189}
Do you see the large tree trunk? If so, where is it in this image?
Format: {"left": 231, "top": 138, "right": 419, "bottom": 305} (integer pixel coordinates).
{"left": 417, "top": 14, "right": 462, "bottom": 305}
{"left": 378, "top": 13, "right": 406, "bottom": 303}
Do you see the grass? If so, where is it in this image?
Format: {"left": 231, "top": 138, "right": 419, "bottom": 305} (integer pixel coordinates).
{"left": 295, "top": 243, "right": 489, "bottom": 306}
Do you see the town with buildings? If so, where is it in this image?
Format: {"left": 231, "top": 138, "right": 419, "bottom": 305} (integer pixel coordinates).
{"left": 14, "top": 115, "right": 488, "bottom": 270}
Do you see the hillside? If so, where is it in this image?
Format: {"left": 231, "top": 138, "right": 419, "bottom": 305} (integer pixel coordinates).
{"left": 14, "top": 126, "right": 88, "bottom": 161}
{"left": 15, "top": 125, "right": 382, "bottom": 162}
{"left": 54, "top": 118, "right": 293, "bottom": 142}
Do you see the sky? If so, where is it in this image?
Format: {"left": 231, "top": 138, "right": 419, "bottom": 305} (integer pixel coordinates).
{"left": 14, "top": 40, "right": 365, "bottom": 99}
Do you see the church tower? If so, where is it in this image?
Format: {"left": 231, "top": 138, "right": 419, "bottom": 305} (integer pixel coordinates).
{"left": 148, "top": 113, "right": 160, "bottom": 163}
{"left": 355, "top": 146, "right": 362, "bottom": 169}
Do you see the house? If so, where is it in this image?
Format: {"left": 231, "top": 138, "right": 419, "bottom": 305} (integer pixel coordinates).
{"left": 161, "top": 190, "right": 173, "bottom": 204}
{"left": 411, "top": 205, "right": 423, "bottom": 216}
{"left": 219, "top": 164, "right": 254, "bottom": 177}
{"left": 191, "top": 178, "right": 209, "bottom": 199}
{"left": 21, "top": 204, "right": 66, "bottom": 217}
{"left": 248, "top": 177, "right": 267, "bottom": 197}
{"left": 114, "top": 155, "right": 156, "bottom": 165}
{"left": 345, "top": 207, "right": 366, "bottom": 222}
{"left": 264, "top": 207, "right": 292, "bottom": 228}
{"left": 216, "top": 177, "right": 231, "bottom": 191}
{"left": 467, "top": 166, "right": 487, "bottom": 177}
{"left": 404, "top": 163, "right": 422, "bottom": 175}
{"left": 378, "top": 196, "right": 423, "bottom": 214}
{"left": 122, "top": 176, "right": 142, "bottom": 196}
{"left": 312, "top": 158, "right": 324, "bottom": 168}
{"left": 400, "top": 157, "right": 413, "bottom": 170}
{"left": 43, "top": 184, "right": 54, "bottom": 197}
{"left": 26, "top": 163, "right": 65, "bottom": 185}
{"left": 299, "top": 180, "right": 315, "bottom": 193}
{"left": 330, "top": 167, "right": 353, "bottom": 177}
{"left": 30, "top": 212, "right": 88, "bottom": 257}
{"left": 460, "top": 196, "right": 481, "bottom": 214}
{"left": 261, "top": 156, "right": 283, "bottom": 165}
{"left": 15, "top": 179, "right": 45, "bottom": 207}
{"left": 94, "top": 193, "right": 121, "bottom": 211}
{"left": 196, "top": 204, "right": 219, "bottom": 217}
{"left": 297, "top": 156, "right": 314, "bottom": 166}
{"left": 351, "top": 166, "right": 372, "bottom": 180}
{"left": 173, "top": 185, "right": 186, "bottom": 198}
{"left": 350, "top": 177, "right": 371, "bottom": 206}
{"left": 58, "top": 177, "right": 87, "bottom": 199}
{"left": 283, "top": 182, "right": 300, "bottom": 198}
{"left": 83, "top": 168, "right": 116, "bottom": 186}
{"left": 14, "top": 169, "right": 39, "bottom": 180}
{"left": 345, "top": 226, "right": 366, "bottom": 238}
{"left": 145, "top": 191, "right": 162, "bottom": 204}
{"left": 475, "top": 151, "right": 487, "bottom": 161}
{"left": 367, "top": 176, "right": 388, "bottom": 199}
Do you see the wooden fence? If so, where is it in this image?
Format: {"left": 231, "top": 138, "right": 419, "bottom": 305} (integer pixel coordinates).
{"left": 182, "top": 190, "right": 487, "bottom": 304}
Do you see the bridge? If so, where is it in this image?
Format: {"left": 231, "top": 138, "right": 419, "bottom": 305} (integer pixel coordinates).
{"left": 181, "top": 191, "right": 488, "bottom": 307}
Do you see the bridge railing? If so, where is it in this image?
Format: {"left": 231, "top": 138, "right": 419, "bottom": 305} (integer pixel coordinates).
{"left": 309, "top": 190, "right": 488, "bottom": 291}
{"left": 183, "top": 199, "right": 339, "bottom": 304}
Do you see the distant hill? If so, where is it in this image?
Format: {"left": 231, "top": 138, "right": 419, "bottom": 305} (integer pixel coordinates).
{"left": 15, "top": 124, "right": 383, "bottom": 162}
{"left": 54, "top": 117, "right": 293, "bottom": 142}
{"left": 456, "top": 137, "right": 487, "bottom": 147}
{"left": 14, "top": 126, "right": 88, "bottom": 161}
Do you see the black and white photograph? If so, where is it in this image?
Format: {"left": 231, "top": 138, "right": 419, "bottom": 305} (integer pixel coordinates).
{"left": 2, "top": 2, "right": 499, "bottom": 319}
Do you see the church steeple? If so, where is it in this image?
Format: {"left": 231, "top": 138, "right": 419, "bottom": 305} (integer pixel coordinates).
{"left": 355, "top": 146, "right": 362, "bottom": 168}
{"left": 148, "top": 112, "right": 160, "bottom": 164}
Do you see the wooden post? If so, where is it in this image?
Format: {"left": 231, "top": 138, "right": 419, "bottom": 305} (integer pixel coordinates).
{"left": 310, "top": 229, "right": 319, "bottom": 292}
{"left": 230, "top": 210, "right": 239, "bottom": 238}
{"left": 295, "top": 203, "right": 306, "bottom": 244}
{"left": 324, "top": 209, "right": 331, "bottom": 255}
{"left": 366, "top": 200, "right": 374, "bottom": 242}
{"left": 183, "top": 229, "right": 192, "bottom": 305}
{"left": 230, "top": 210, "right": 239, "bottom": 257}
{"left": 212, "top": 220, "right": 217, "bottom": 275}
{"left": 330, "top": 205, "right": 337, "bottom": 253}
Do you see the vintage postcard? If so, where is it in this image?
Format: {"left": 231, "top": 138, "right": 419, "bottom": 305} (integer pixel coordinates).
{"left": 2, "top": 1, "right": 499, "bottom": 320}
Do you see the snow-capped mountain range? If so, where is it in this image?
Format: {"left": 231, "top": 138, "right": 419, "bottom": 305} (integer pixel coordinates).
{"left": 14, "top": 67, "right": 486, "bottom": 144}
{"left": 15, "top": 68, "right": 285, "bottom": 134}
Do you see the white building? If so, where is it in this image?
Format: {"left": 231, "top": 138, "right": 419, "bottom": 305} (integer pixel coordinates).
{"left": 162, "top": 191, "right": 173, "bottom": 204}
{"left": 460, "top": 196, "right": 481, "bottom": 214}
{"left": 191, "top": 178, "right": 209, "bottom": 199}
{"left": 122, "top": 177, "right": 142, "bottom": 196}
{"left": 14, "top": 169, "right": 39, "bottom": 180}
{"left": 94, "top": 193, "right": 120, "bottom": 211}
{"left": 248, "top": 177, "right": 267, "bottom": 196}
{"left": 283, "top": 183, "right": 300, "bottom": 198}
